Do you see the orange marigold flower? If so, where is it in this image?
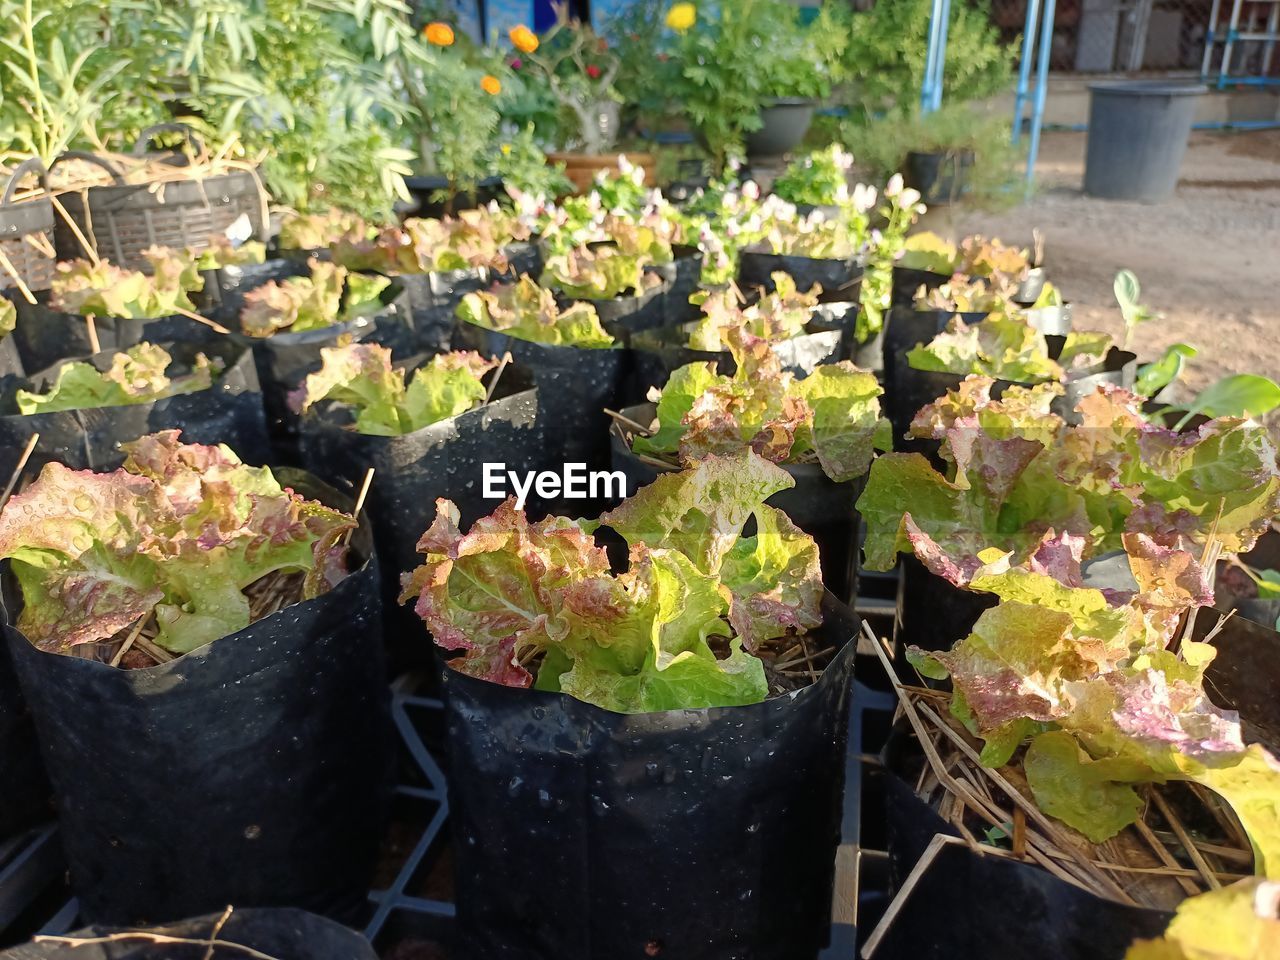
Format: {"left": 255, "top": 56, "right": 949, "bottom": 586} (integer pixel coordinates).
{"left": 510, "top": 25, "right": 539, "bottom": 53}
{"left": 481, "top": 74, "right": 502, "bottom": 95}
{"left": 423, "top": 22, "right": 454, "bottom": 46}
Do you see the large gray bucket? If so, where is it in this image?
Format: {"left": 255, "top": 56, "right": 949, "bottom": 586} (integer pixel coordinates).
{"left": 1084, "top": 81, "right": 1206, "bottom": 202}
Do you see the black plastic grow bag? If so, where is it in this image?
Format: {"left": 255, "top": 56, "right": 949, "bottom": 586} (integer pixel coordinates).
{"left": 442, "top": 591, "right": 859, "bottom": 960}
{"left": 0, "top": 908, "right": 379, "bottom": 960}
{"left": 896, "top": 554, "right": 997, "bottom": 658}
{"left": 882, "top": 306, "right": 985, "bottom": 427}
{"left": 889, "top": 265, "right": 950, "bottom": 312}
{"left": 1194, "top": 612, "right": 1280, "bottom": 753}
{"left": 875, "top": 730, "right": 1172, "bottom": 960}
{"left": 0, "top": 638, "right": 50, "bottom": 839}
{"left": 0, "top": 339, "right": 270, "bottom": 482}
{"left": 0, "top": 473, "right": 393, "bottom": 927}
{"left": 625, "top": 321, "right": 842, "bottom": 406}
{"left": 296, "top": 365, "right": 543, "bottom": 663}
{"left": 611, "top": 407, "right": 862, "bottom": 605}
{"left": 11, "top": 297, "right": 221, "bottom": 374}
{"left": 559, "top": 281, "right": 668, "bottom": 344}
{"left": 649, "top": 244, "right": 704, "bottom": 325}
{"left": 0, "top": 332, "right": 21, "bottom": 379}
{"left": 393, "top": 269, "right": 493, "bottom": 353}
{"left": 738, "top": 250, "right": 864, "bottom": 303}
{"left": 455, "top": 322, "right": 627, "bottom": 478}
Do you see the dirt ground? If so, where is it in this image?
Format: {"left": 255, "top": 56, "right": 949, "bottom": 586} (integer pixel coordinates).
{"left": 918, "top": 129, "right": 1280, "bottom": 392}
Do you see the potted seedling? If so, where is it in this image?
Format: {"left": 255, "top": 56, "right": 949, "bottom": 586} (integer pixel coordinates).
{"left": 864, "top": 546, "right": 1280, "bottom": 959}
{"left": 0, "top": 431, "right": 393, "bottom": 925}
{"left": 400, "top": 450, "right": 861, "bottom": 960}
{"left": 857, "top": 377, "right": 1280, "bottom": 655}
{"left": 627, "top": 278, "right": 843, "bottom": 402}
{"left": 540, "top": 243, "right": 668, "bottom": 338}
{"left": 0, "top": 340, "right": 269, "bottom": 483}
{"left": 291, "top": 342, "right": 542, "bottom": 660}
{"left": 455, "top": 275, "right": 622, "bottom": 477}
{"left": 737, "top": 195, "right": 870, "bottom": 303}
{"left": 15, "top": 248, "right": 220, "bottom": 372}
{"left": 610, "top": 325, "right": 889, "bottom": 603}
{"left": 771, "top": 145, "right": 857, "bottom": 219}
{"left": 236, "top": 258, "right": 402, "bottom": 451}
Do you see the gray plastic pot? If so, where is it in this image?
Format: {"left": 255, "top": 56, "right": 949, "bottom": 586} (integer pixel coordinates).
{"left": 745, "top": 98, "right": 817, "bottom": 157}
{"left": 1084, "top": 82, "right": 1206, "bottom": 202}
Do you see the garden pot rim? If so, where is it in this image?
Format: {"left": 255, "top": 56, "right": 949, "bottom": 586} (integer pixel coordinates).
{"left": 457, "top": 318, "right": 625, "bottom": 355}
{"left": 760, "top": 96, "right": 818, "bottom": 108}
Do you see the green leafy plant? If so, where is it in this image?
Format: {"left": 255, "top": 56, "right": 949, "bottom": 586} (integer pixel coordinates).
{"left": 0, "top": 299, "right": 15, "bottom": 337}
{"left": 916, "top": 277, "right": 1011, "bottom": 314}
{"left": 858, "top": 377, "right": 1280, "bottom": 585}
{"left": 240, "top": 260, "right": 390, "bottom": 337}
{"left": 0, "top": 429, "right": 354, "bottom": 658}
{"left": 400, "top": 450, "right": 828, "bottom": 713}
{"left": 277, "top": 209, "right": 375, "bottom": 253}
{"left": 905, "top": 315, "right": 1074, "bottom": 383}
{"left": 193, "top": 236, "right": 266, "bottom": 271}
{"left": 897, "top": 231, "right": 959, "bottom": 274}
{"left": 16, "top": 343, "right": 219, "bottom": 415}
{"left": 493, "top": 123, "right": 573, "bottom": 199}
{"left": 908, "top": 555, "right": 1280, "bottom": 874}
{"left": 666, "top": 0, "right": 842, "bottom": 168}
{"left": 289, "top": 343, "right": 497, "bottom": 436}
{"left": 686, "top": 275, "right": 818, "bottom": 351}
{"left": 49, "top": 248, "right": 204, "bottom": 319}
{"left": 749, "top": 203, "right": 866, "bottom": 260}
{"left": 858, "top": 174, "right": 927, "bottom": 342}
{"left": 1114, "top": 269, "right": 1159, "bottom": 350}
{"left": 333, "top": 212, "right": 522, "bottom": 276}
{"left": 772, "top": 145, "right": 855, "bottom": 208}
{"left": 818, "top": 0, "right": 1013, "bottom": 125}
{"left": 540, "top": 245, "right": 661, "bottom": 300}
{"left": 456, "top": 275, "right": 614, "bottom": 347}
{"left": 1135, "top": 343, "right": 1198, "bottom": 399}
{"left": 842, "top": 104, "right": 1021, "bottom": 210}
{"left": 632, "top": 327, "right": 890, "bottom": 482}
{"left": 1165, "top": 374, "right": 1280, "bottom": 430}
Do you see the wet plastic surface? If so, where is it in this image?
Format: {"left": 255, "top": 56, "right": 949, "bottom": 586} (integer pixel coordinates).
{"left": 0, "top": 908, "right": 378, "bottom": 959}
{"left": 1, "top": 475, "right": 393, "bottom": 927}
{"left": 650, "top": 245, "right": 704, "bottom": 325}
{"left": 738, "top": 252, "right": 864, "bottom": 303}
{"left": 0, "top": 340, "right": 270, "bottom": 483}
{"left": 0, "top": 337, "right": 21, "bottom": 379}
{"left": 443, "top": 591, "right": 859, "bottom": 960}
{"left": 454, "top": 322, "right": 626, "bottom": 475}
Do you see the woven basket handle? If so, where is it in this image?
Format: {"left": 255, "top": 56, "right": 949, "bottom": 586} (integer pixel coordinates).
{"left": 1, "top": 157, "right": 50, "bottom": 206}
{"left": 49, "top": 151, "right": 127, "bottom": 185}
{"left": 132, "top": 123, "right": 206, "bottom": 162}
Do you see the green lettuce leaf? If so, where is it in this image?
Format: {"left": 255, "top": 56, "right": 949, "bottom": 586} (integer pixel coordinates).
{"left": 897, "top": 231, "right": 958, "bottom": 274}
{"left": 456, "top": 276, "right": 615, "bottom": 348}
{"left": 0, "top": 299, "right": 15, "bottom": 336}
{"left": 240, "top": 259, "right": 348, "bottom": 337}
{"left": 541, "top": 245, "right": 659, "bottom": 300}
{"left": 1023, "top": 730, "right": 1145, "bottom": 842}
{"left": 17, "top": 343, "right": 218, "bottom": 415}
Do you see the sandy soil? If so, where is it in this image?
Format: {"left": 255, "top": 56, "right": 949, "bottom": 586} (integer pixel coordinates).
{"left": 917, "top": 129, "right": 1280, "bottom": 392}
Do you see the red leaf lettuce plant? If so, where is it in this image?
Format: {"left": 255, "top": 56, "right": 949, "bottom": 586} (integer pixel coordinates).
{"left": 16, "top": 343, "right": 220, "bottom": 414}
{"left": 400, "top": 451, "right": 828, "bottom": 714}
{"left": 289, "top": 343, "right": 498, "bottom": 437}
{"left": 906, "top": 314, "right": 1115, "bottom": 384}
{"left": 908, "top": 542, "right": 1280, "bottom": 875}
{"left": 456, "top": 275, "right": 614, "bottom": 347}
{"left": 858, "top": 378, "right": 1280, "bottom": 587}
{"left": 633, "top": 326, "right": 890, "bottom": 483}
{"left": 49, "top": 248, "right": 204, "bottom": 319}
{"left": 332, "top": 211, "right": 528, "bottom": 276}
{"left": 540, "top": 244, "right": 663, "bottom": 301}
{"left": 0, "top": 430, "right": 355, "bottom": 657}
{"left": 240, "top": 260, "right": 392, "bottom": 338}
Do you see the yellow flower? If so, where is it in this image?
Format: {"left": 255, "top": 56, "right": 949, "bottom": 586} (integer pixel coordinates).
{"left": 510, "top": 25, "right": 539, "bottom": 54}
{"left": 423, "top": 22, "right": 455, "bottom": 46}
{"left": 501, "top": 143, "right": 512, "bottom": 156}
{"left": 481, "top": 74, "right": 502, "bottom": 95}
{"left": 666, "top": 3, "right": 696, "bottom": 32}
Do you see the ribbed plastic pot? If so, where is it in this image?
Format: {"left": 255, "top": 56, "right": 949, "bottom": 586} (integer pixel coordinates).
{"left": 1, "top": 474, "right": 392, "bottom": 927}
{"left": 0, "top": 340, "right": 270, "bottom": 483}
{"left": 611, "top": 404, "right": 862, "bottom": 606}
{"left": 1084, "top": 82, "right": 1206, "bottom": 202}
{"left": 442, "top": 591, "right": 859, "bottom": 960}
